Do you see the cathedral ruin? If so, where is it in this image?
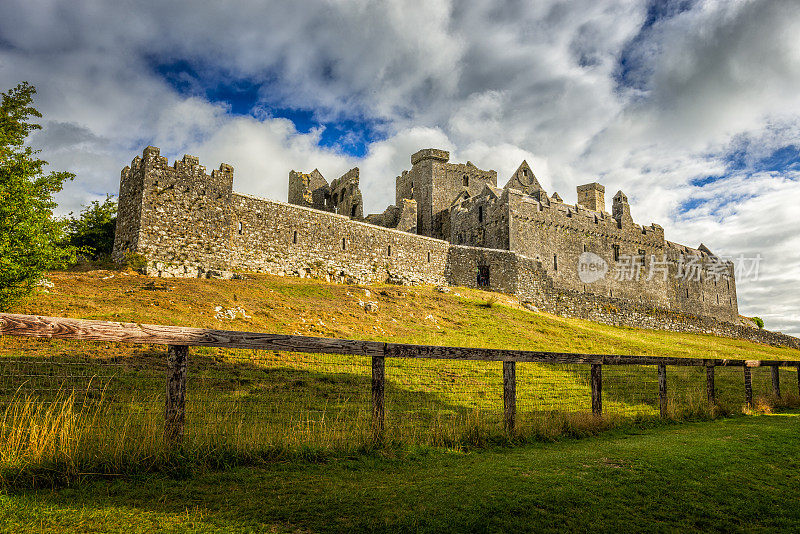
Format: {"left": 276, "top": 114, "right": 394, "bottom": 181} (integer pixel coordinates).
{"left": 113, "top": 146, "right": 739, "bottom": 329}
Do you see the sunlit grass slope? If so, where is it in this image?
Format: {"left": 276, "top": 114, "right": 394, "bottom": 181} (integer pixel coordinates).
{"left": 8, "top": 269, "right": 800, "bottom": 361}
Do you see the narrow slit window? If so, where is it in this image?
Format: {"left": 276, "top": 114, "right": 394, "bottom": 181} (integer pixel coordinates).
{"left": 686, "top": 288, "right": 689, "bottom": 298}
{"left": 638, "top": 249, "right": 646, "bottom": 266}
{"left": 463, "top": 174, "right": 469, "bottom": 187}
{"left": 387, "top": 245, "right": 392, "bottom": 256}
{"left": 238, "top": 222, "right": 243, "bottom": 235}
{"left": 612, "top": 244, "right": 620, "bottom": 262}
{"left": 342, "top": 237, "right": 346, "bottom": 250}
{"left": 427, "top": 251, "right": 431, "bottom": 263}
{"left": 292, "top": 230, "right": 298, "bottom": 244}
{"left": 478, "top": 206, "right": 484, "bottom": 223}
{"left": 553, "top": 254, "right": 558, "bottom": 271}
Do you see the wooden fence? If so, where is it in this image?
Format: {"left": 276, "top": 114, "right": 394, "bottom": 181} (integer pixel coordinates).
{"left": 2, "top": 312, "right": 800, "bottom": 444}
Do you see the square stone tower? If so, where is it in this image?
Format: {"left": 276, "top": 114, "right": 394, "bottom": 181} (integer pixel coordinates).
{"left": 576, "top": 183, "right": 606, "bottom": 212}
{"left": 396, "top": 148, "right": 497, "bottom": 238}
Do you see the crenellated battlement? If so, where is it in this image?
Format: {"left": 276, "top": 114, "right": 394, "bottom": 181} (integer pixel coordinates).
{"left": 114, "top": 145, "right": 739, "bottom": 326}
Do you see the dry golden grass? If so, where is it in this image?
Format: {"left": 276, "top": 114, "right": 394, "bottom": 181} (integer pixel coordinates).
{"left": 1, "top": 269, "right": 799, "bottom": 485}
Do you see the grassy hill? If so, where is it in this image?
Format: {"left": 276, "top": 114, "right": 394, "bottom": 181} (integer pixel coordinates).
{"left": 9, "top": 269, "right": 800, "bottom": 360}
{"left": 1, "top": 269, "right": 799, "bottom": 484}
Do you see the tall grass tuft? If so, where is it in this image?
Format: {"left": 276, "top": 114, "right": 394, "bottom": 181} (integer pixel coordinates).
{"left": 2, "top": 381, "right": 799, "bottom": 488}
{"left": 0, "top": 386, "right": 166, "bottom": 487}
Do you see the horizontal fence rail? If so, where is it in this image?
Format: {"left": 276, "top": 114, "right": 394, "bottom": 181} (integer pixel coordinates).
{"left": 2, "top": 312, "right": 800, "bottom": 441}
{"left": 3, "top": 313, "right": 799, "bottom": 367}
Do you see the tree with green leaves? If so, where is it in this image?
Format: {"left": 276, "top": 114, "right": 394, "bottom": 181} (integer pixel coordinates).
{"left": 0, "top": 82, "right": 76, "bottom": 310}
{"left": 66, "top": 195, "right": 118, "bottom": 262}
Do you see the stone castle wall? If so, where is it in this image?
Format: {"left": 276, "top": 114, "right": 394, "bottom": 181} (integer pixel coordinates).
{"left": 113, "top": 147, "right": 792, "bottom": 348}
{"left": 113, "top": 147, "right": 452, "bottom": 285}
{"left": 227, "top": 193, "right": 448, "bottom": 285}
{"left": 520, "top": 278, "right": 800, "bottom": 350}
{"left": 449, "top": 184, "right": 738, "bottom": 322}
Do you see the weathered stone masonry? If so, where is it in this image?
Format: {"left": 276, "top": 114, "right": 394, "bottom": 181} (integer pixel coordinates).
{"left": 113, "top": 146, "right": 795, "bottom": 347}
{"left": 112, "top": 147, "right": 450, "bottom": 285}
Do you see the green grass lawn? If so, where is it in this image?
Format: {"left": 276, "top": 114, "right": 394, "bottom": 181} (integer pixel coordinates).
{"left": 1, "top": 410, "right": 799, "bottom": 533}
{"left": 2, "top": 270, "right": 799, "bottom": 485}
{"left": 2, "top": 271, "right": 800, "bottom": 530}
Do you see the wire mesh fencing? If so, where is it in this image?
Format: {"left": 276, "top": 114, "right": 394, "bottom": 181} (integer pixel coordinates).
{"left": 2, "top": 332, "right": 800, "bottom": 459}
{"left": 184, "top": 348, "right": 373, "bottom": 451}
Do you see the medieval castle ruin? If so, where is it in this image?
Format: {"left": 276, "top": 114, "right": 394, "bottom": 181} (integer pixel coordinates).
{"left": 113, "top": 146, "right": 746, "bottom": 334}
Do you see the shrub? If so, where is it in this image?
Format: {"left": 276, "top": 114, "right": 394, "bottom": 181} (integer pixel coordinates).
{"left": 65, "top": 195, "right": 117, "bottom": 262}
{"left": 752, "top": 317, "right": 764, "bottom": 329}
{"left": 122, "top": 251, "right": 148, "bottom": 272}
{"left": 481, "top": 294, "right": 499, "bottom": 308}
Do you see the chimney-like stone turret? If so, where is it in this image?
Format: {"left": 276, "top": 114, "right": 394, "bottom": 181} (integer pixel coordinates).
{"left": 612, "top": 190, "right": 632, "bottom": 224}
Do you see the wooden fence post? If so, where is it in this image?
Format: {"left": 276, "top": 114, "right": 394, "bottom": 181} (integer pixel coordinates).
{"left": 372, "top": 355, "right": 385, "bottom": 440}
{"left": 591, "top": 363, "right": 602, "bottom": 416}
{"left": 743, "top": 365, "right": 753, "bottom": 408}
{"left": 503, "top": 361, "right": 516, "bottom": 433}
{"left": 165, "top": 344, "right": 188, "bottom": 446}
{"left": 706, "top": 364, "right": 715, "bottom": 407}
{"left": 771, "top": 366, "right": 781, "bottom": 399}
{"left": 658, "top": 364, "right": 667, "bottom": 418}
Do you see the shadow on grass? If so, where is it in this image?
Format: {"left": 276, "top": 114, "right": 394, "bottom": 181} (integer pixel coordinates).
{"left": 2, "top": 340, "right": 799, "bottom": 488}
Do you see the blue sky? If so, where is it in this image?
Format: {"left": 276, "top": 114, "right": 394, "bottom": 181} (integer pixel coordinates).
{"left": 151, "top": 58, "right": 386, "bottom": 157}
{"left": 1, "top": 0, "right": 799, "bottom": 335}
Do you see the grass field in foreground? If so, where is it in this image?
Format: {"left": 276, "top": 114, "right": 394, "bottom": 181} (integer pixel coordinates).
{"left": 1, "top": 411, "right": 799, "bottom": 533}
{"left": 1, "top": 269, "right": 799, "bottom": 483}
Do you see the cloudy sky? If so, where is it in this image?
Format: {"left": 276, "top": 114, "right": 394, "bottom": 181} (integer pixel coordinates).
{"left": 1, "top": 0, "right": 799, "bottom": 335}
